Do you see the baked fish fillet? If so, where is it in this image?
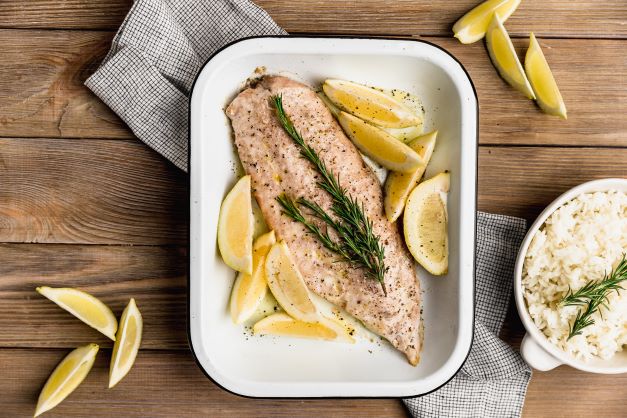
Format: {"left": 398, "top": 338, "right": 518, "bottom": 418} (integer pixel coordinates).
{"left": 226, "top": 75, "right": 422, "bottom": 365}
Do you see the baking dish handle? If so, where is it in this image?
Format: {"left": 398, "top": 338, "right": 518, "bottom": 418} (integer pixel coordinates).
{"left": 520, "top": 333, "right": 563, "bottom": 371}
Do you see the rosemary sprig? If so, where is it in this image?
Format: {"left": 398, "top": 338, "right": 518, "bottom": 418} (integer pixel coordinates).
{"left": 561, "top": 255, "right": 627, "bottom": 340}
{"left": 272, "top": 95, "right": 388, "bottom": 294}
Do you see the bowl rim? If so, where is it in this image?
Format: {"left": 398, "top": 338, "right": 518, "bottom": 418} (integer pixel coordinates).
{"left": 186, "top": 34, "right": 479, "bottom": 397}
{"left": 514, "top": 177, "right": 627, "bottom": 374}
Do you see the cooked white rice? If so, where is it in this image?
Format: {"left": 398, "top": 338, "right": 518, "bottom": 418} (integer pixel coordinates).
{"left": 522, "top": 190, "right": 627, "bottom": 361}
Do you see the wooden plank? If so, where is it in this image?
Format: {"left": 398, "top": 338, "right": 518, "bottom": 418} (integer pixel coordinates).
{"left": 0, "top": 138, "right": 188, "bottom": 245}
{"left": 1, "top": 0, "right": 626, "bottom": 39}
{"left": 1, "top": 348, "right": 408, "bottom": 417}
{"left": 0, "top": 30, "right": 131, "bottom": 139}
{"left": 1, "top": 139, "right": 625, "bottom": 246}
{"left": 477, "top": 146, "right": 627, "bottom": 219}
{"left": 0, "top": 244, "right": 188, "bottom": 349}
{"left": 1, "top": 29, "right": 625, "bottom": 146}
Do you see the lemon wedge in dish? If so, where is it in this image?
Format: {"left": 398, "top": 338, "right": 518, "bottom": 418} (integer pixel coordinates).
{"left": 380, "top": 88, "right": 425, "bottom": 141}
{"left": 253, "top": 313, "right": 355, "bottom": 343}
{"left": 525, "top": 33, "right": 567, "bottom": 119}
{"left": 265, "top": 241, "right": 319, "bottom": 323}
{"left": 404, "top": 172, "right": 450, "bottom": 275}
{"left": 486, "top": 13, "right": 535, "bottom": 99}
{"left": 323, "top": 79, "right": 421, "bottom": 128}
{"left": 109, "top": 298, "right": 143, "bottom": 388}
{"left": 36, "top": 286, "right": 118, "bottom": 340}
{"left": 230, "top": 230, "right": 276, "bottom": 324}
{"left": 384, "top": 130, "right": 438, "bottom": 222}
{"left": 218, "top": 175, "right": 254, "bottom": 274}
{"left": 35, "top": 343, "right": 99, "bottom": 417}
{"left": 338, "top": 111, "right": 423, "bottom": 173}
{"left": 453, "top": 0, "right": 521, "bottom": 44}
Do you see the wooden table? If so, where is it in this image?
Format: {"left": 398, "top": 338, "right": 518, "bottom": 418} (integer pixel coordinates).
{"left": 1, "top": 1, "right": 626, "bottom": 416}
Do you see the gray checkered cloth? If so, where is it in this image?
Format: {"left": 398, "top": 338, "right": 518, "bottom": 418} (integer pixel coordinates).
{"left": 86, "top": 0, "right": 532, "bottom": 416}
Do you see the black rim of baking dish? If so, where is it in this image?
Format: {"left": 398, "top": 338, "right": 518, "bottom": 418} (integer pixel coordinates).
{"left": 186, "top": 34, "right": 479, "bottom": 401}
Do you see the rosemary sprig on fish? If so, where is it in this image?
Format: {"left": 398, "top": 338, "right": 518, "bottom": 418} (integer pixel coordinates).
{"left": 561, "top": 255, "right": 627, "bottom": 340}
{"left": 272, "top": 95, "right": 389, "bottom": 295}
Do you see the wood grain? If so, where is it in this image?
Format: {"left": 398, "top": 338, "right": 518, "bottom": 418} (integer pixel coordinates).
{"left": 0, "top": 30, "right": 130, "bottom": 139}
{"left": 1, "top": 348, "right": 408, "bottom": 417}
{"left": 1, "top": 29, "right": 625, "bottom": 146}
{"left": 1, "top": 0, "right": 626, "bottom": 39}
{"left": 0, "top": 138, "right": 188, "bottom": 245}
{"left": 0, "top": 244, "right": 188, "bottom": 349}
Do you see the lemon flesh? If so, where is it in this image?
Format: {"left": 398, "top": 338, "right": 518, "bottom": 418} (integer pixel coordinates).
{"left": 525, "top": 33, "right": 567, "bottom": 119}
{"left": 253, "top": 313, "right": 354, "bottom": 343}
{"left": 230, "top": 230, "right": 276, "bottom": 324}
{"left": 380, "top": 88, "right": 424, "bottom": 140}
{"left": 323, "top": 79, "right": 420, "bottom": 128}
{"left": 403, "top": 172, "right": 450, "bottom": 275}
{"left": 35, "top": 343, "right": 99, "bottom": 417}
{"left": 265, "top": 241, "right": 319, "bottom": 323}
{"left": 109, "top": 298, "right": 143, "bottom": 388}
{"left": 384, "top": 131, "right": 438, "bottom": 222}
{"left": 486, "top": 13, "right": 535, "bottom": 99}
{"left": 453, "top": 0, "right": 521, "bottom": 44}
{"left": 338, "top": 111, "right": 423, "bottom": 173}
{"left": 218, "top": 175, "right": 254, "bottom": 274}
{"left": 36, "top": 286, "right": 118, "bottom": 340}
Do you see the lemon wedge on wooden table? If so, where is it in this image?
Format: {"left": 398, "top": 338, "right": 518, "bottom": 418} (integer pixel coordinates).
{"left": 218, "top": 175, "right": 254, "bottom": 274}
{"left": 230, "top": 230, "right": 276, "bottom": 324}
{"left": 525, "top": 33, "right": 567, "bottom": 119}
{"left": 253, "top": 313, "right": 355, "bottom": 343}
{"left": 109, "top": 298, "right": 143, "bottom": 388}
{"left": 404, "top": 172, "right": 450, "bottom": 275}
{"left": 265, "top": 241, "right": 320, "bottom": 323}
{"left": 384, "top": 130, "right": 438, "bottom": 222}
{"left": 338, "top": 111, "right": 423, "bottom": 173}
{"left": 453, "top": 0, "right": 521, "bottom": 44}
{"left": 34, "top": 343, "right": 99, "bottom": 417}
{"left": 485, "top": 13, "right": 535, "bottom": 99}
{"left": 36, "top": 286, "right": 118, "bottom": 340}
{"left": 323, "top": 79, "right": 421, "bottom": 128}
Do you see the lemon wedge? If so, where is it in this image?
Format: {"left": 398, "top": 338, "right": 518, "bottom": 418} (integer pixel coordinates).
{"left": 485, "top": 13, "right": 535, "bottom": 99}
{"left": 403, "top": 172, "right": 450, "bottom": 275}
{"left": 108, "top": 298, "right": 142, "bottom": 388}
{"left": 323, "top": 79, "right": 421, "bottom": 128}
{"left": 230, "top": 230, "right": 276, "bottom": 324}
{"left": 338, "top": 111, "right": 423, "bottom": 173}
{"left": 218, "top": 175, "right": 254, "bottom": 274}
{"left": 384, "top": 130, "right": 438, "bottom": 222}
{"left": 265, "top": 241, "right": 319, "bottom": 323}
{"left": 380, "top": 88, "right": 425, "bottom": 140}
{"left": 453, "top": 0, "right": 521, "bottom": 44}
{"left": 525, "top": 33, "right": 567, "bottom": 119}
{"left": 253, "top": 313, "right": 354, "bottom": 343}
{"left": 35, "top": 343, "right": 99, "bottom": 417}
{"left": 36, "top": 286, "right": 118, "bottom": 340}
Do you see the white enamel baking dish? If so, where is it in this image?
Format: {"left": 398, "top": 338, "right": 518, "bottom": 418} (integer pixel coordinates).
{"left": 188, "top": 36, "right": 477, "bottom": 398}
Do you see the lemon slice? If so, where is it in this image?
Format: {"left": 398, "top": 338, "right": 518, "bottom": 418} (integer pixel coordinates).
{"left": 403, "top": 172, "right": 450, "bottom": 275}
{"left": 108, "top": 298, "right": 142, "bottom": 388}
{"left": 485, "top": 13, "right": 535, "bottom": 99}
{"left": 230, "top": 230, "right": 276, "bottom": 324}
{"left": 35, "top": 343, "right": 99, "bottom": 417}
{"left": 218, "top": 175, "right": 254, "bottom": 274}
{"left": 453, "top": 0, "right": 521, "bottom": 44}
{"left": 384, "top": 130, "right": 438, "bottom": 222}
{"left": 338, "top": 111, "right": 423, "bottom": 173}
{"left": 265, "top": 241, "right": 319, "bottom": 323}
{"left": 36, "top": 286, "right": 118, "bottom": 340}
{"left": 525, "top": 33, "right": 567, "bottom": 119}
{"left": 253, "top": 313, "right": 354, "bottom": 343}
{"left": 323, "top": 79, "right": 421, "bottom": 128}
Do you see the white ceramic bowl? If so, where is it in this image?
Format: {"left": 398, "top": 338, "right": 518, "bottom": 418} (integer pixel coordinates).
{"left": 188, "top": 36, "right": 478, "bottom": 397}
{"left": 514, "top": 178, "right": 627, "bottom": 373}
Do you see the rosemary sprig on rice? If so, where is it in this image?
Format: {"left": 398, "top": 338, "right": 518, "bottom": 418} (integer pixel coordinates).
{"left": 561, "top": 255, "right": 627, "bottom": 340}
